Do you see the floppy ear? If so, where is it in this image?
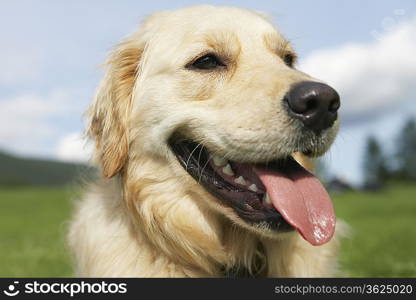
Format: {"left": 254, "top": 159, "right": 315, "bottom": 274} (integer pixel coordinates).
{"left": 87, "top": 37, "right": 145, "bottom": 178}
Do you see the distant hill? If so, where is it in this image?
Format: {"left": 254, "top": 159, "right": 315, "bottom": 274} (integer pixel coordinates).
{"left": 0, "top": 151, "right": 97, "bottom": 186}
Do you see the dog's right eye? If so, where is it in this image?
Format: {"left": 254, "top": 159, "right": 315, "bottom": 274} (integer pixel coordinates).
{"left": 189, "top": 54, "right": 225, "bottom": 70}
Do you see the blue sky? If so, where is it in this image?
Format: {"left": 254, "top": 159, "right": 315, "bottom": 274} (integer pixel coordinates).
{"left": 1, "top": 0, "right": 415, "bottom": 184}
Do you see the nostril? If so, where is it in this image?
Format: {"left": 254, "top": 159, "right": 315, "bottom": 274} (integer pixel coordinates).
{"left": 306, "top": 98, "right": 318, "bottom": 113}
{"left": 285, "top": 95, "right": 320, "bottom": 116}
{"left": 328, "top": 97, "right": 340, "bottom": 113}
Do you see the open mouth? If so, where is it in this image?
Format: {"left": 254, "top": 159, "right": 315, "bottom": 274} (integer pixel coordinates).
{"left": 169, "top": 139, "right": 336, "bottom": 246}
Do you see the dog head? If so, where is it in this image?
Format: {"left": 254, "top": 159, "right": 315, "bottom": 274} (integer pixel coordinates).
{"left": 88, "top": 6, "right": 340, "bottom": 246}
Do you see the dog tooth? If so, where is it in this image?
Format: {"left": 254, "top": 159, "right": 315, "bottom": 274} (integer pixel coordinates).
{"left": 212, "top": 155, "right": 227, "bottom": 167}
{"left": 222, "top": 164, "right": 234, "bottom": 176}
{"left": 234, "top": 176, "right": 247, "bottom": 185}
{"left": 263, "top": 193, "right": 272, "bottom": 205}
{"left": 248, "top": 184, "right": 258, "bottom": 192}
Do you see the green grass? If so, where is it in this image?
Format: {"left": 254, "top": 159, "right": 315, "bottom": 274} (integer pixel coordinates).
{"left": 333, "top": 183, "right": 416, "bottom": 277}
{"left": 0, "top": 183, "right": 415, "bottom": 277}
{"left": 0, "top": 187, "right": 74, "bottom": 277}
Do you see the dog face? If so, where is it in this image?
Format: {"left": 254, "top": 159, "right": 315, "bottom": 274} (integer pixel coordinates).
{"left": 89, "top": 6, "right": 340, "bottom": 245}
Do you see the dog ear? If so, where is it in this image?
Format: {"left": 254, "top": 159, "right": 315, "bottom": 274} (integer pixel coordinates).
{"left": 87, "top": 36, "right": 145, "bottom": 178}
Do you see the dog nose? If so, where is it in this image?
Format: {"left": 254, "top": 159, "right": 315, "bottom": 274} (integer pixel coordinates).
{"left": 284, "top": 81, "right": 340, "bottom": 133}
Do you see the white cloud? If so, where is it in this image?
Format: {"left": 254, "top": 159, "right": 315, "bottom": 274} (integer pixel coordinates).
{"left": 55, "top": 132, "right": 92, "bottom": 163}
{"left": 300, "top": 16, "right": 416, "bottom": 123}
{"left": 0, "top": 89, "right": 85, "bottom": 157}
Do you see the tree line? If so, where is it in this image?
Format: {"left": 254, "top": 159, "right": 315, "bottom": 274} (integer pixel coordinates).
{"left": 363, "top": 117, "right": 416, "bottom": 189}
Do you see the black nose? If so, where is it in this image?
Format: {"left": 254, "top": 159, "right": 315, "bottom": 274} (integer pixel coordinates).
{"left": 284, "top": 81, "right": 340, "bottom": 133}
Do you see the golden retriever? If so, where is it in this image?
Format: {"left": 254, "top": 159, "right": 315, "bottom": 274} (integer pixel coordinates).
{"left": 68, "top": 5, "right": 344, "bottom": 277}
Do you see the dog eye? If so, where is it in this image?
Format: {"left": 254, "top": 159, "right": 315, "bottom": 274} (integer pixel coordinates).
{"left": 190, "top": 54, "right": 225, "bottom": 70}
{"left": 283, "top": 53, "right": 295, "bottom": 67}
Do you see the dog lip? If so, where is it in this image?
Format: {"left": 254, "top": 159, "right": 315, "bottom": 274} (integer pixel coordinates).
{"left": 168, "top": 138, "right": 294, "bottom": 231}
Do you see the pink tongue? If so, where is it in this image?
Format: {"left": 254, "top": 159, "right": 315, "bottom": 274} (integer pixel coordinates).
{"left": 254, "top": 162, "right": 335, "bottom": 246}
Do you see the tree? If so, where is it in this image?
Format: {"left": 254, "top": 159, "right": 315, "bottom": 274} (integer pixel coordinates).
{"left": 395, "top": 118, "right": 416, "bottom": 180}
{"left": 362, "top": 135, "right": 388, "bottom": 188}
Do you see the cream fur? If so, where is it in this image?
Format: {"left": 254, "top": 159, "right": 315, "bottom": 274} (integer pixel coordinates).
{"left": 68, "top": 5, "right": 344, "bottom": 277}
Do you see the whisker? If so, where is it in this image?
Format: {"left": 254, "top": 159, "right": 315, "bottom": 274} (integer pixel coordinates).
{"left": 198, "top": 148, "right": 222, "bottom": 183}
{"left": 198, "top": 146, "right": 224, "bottom": 183}
{"left": 197, "top": 144, "right": 205, "bottom": 176}
{"left": 186, "top": 143, "right": 202, "bottom": 171}
{"left": 198, "top": 154, "right": 212, "bottom": 183}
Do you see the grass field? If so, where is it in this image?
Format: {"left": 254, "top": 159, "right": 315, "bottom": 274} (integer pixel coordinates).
{"left": 0, "top": 187, "right": 74, "bottom": 277}
{"left": 335, "top": 183, "right": 416, "bottom": 277}
{"left": 0, "top": 183, "right": 415, "bottom": 277}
